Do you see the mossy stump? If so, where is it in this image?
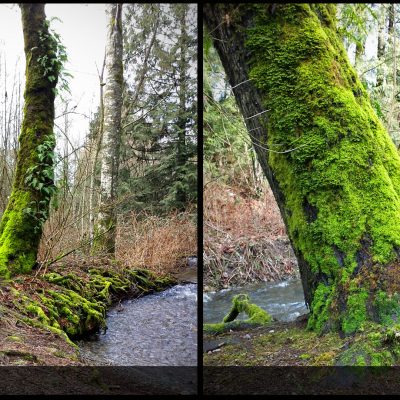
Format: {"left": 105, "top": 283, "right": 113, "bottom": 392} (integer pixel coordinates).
{"left": 204, "top": 294, "right": 273, "bottom": 334}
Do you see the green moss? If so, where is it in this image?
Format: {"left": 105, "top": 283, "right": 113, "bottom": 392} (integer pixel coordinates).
{"left": 341, "top": 285, "right": 369, "bottom": 335}
{"left": 240, "top": 3, "right": 400, "bottom": 333}
{"left": 0, "top": 7, "right": 59, "bottom": 277}
{"left": 225, "top": 294, "right": 273, "bottom": 324}
{"left": 336, "top": 339, "right": 395, "bottom": 366}
{"left": 204, "top": 294, "right": 272, "bottom": 334}
{"left": 10, "top": 267, "right": 173, "bottom": 344}
{"left": 374, "top": 291, "right": 400, "bottom": 326}
{"left": 6, "top": 335, "right": 23, "bottom": 343}
{"left": 204, "top": 321, "right": 241, "bottom": 335}
{"left": 307, "top": 283, "right": 333, "bottom": 333}
{"left": 0, "top": 191, "right": 38, "bottom": 277}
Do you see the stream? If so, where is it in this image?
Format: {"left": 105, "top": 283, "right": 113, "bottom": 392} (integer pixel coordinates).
{"left": 78, "top": 283, "right": 198, "bottom": 366}
{"left": 203, "top": 279, "right": 308, "bottom": 324}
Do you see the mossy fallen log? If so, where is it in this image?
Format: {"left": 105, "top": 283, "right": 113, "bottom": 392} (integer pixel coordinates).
{"left": 204, "top": 294, "right": 273, "bottom": 334}
{"left": 9, "top": 267, "right": 174, "bottom": 345}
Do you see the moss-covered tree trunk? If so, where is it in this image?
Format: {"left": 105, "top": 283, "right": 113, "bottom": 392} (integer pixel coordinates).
{"left": 0, "top": 4, "right": 58, "bottom": 277}
{"left": 94, "top": 3, "right": 123, "bottom": 254}
{"left": 204, "top": 4, "right": 400, "bottom": 336}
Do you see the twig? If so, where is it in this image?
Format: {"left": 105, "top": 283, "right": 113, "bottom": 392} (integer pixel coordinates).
{"left": 42, "top": 224, "right": 115, "bottom": 269}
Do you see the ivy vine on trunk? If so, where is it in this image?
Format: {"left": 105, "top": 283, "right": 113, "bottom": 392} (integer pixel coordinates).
{"left": 0, "top": 4, "right": 60, "bottom": 277}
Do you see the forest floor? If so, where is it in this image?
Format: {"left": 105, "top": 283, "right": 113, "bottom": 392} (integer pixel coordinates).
{"left": 0, "top": 208, "right": 197, "bottom": 368}
{"left": 0, "top": 260, "right": 196, "bottom": 394}
{"left": 203, "top": 315, "right": 400, "bottom": 394}
{"left": 203, "top": 316, "right": 342, "bottom": 367}
{"left": 0, "top": 251, "right": 197, "bottom": 394}
{"left": 0, "top": 262, "right": 198, "bottom": 367}
{"left": 203, "top": 181, "right": 298, "bottom": 291}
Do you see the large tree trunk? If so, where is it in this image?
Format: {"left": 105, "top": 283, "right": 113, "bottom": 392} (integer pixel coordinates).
{"left": 204, "top": 3, "right": 400, "bottom": 336}
{"left": 0, "top": 4, "right": 58, "bottom": 277}
{"left": 94, "top": 4, "right": 123, "bottom": 254}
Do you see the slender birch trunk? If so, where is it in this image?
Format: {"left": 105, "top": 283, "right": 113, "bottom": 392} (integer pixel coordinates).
{"left": 94, "top": 4, "right": 123, "bottom": 254}
{"left": 89, "top": 56, "right": 105, "bottom": 244}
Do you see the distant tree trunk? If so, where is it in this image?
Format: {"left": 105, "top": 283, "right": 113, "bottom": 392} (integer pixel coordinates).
{"left": 377, "top": 4, "right": 386, "bottom": 87}
{"left": 354, "top": 40, "right": 365, "bottom": 71}
{"left": 175, "top": 4, "right": 189, "bottom": 210}
{"left": 388, "top": 4, "right": 398, "bottom": 136}
{"left": 204, "top": 3, "right": 400, "bottom": 336}
{"left": 94, "top": 3, "right": 123, "bottom": 254}
{"left": 89, "top": 56, "right": 105, "bottom": 245}
{"left": 0, "top": 4, "right": 59, "bottom": 277}
{"left": 388, "top": 4, "right": 395, "bottom": 36}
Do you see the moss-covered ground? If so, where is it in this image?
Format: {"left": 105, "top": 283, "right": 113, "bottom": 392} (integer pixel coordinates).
{"left": 204, "top": 315, "right": 400, "bottom": 367}
{"left": 0, "top": 258, "right": 174, "bottom": 365}
{"left": 204, "top": 317, "right": 340, "bottom": 366}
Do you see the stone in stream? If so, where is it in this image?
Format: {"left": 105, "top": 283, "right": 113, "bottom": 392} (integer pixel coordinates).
{"left": 187, "top": 256, "right": 197, "bottom": 268}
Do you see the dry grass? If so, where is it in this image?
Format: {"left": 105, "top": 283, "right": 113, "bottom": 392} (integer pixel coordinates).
{"left": 116, "top": 210, "right": 197, "bottom": 275}
{"left": 37, "top": 209, "right": 197, "bottom": 276}
{"left": 204, "top": 180, "right": 286, "bottom": 241}
{"left": 204, "top": 180, "right": 298, "bottom": 290}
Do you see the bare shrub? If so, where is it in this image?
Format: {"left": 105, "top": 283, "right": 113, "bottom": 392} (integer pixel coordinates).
{"left": 204, "top": 179, "right": 298, "bottom": 289}
{"left": 116, "top": 210, "right": 197, "bottom": 275}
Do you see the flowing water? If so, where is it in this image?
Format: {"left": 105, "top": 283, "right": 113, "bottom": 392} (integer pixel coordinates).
{"left": 78, "top": 283, "right": 198, "bottom": 366}
{"left": 203, "top": 279, "right": 308, "bottom": 323}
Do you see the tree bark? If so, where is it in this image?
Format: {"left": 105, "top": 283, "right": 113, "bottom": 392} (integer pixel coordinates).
{"left": 0, "top": 4, "right": 58, "bottom": 277}
{"left": 89, "top": 55, "right": 105, "bottom": 245}
{"left": 204, "top": 3, "right": 400, "bottom": 335}
{"left": 377, "top": 4, "right": 386, "bottom": 87}
{"left": 354, "top": 40, "right": 365, "bottom": 71}
{"left": 94, "top": 4, "right": 123, "bottom": 254}
{"left": 175, "top": 4, "right": 189, "bottom": 210}
{"left": 388, "top": 4, "right": 395, "bottom": 36}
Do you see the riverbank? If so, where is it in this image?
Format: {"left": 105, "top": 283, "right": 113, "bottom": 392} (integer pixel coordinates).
{"left": 204, "top": 315, "right": 400, "bottom": 394}
{"left": 0, "top": 259, "right": 174, "bottom": 366}
{"left": 204, "top": 316, "right": 340, "bottom": 366}
{"left": 204, "top": 311, "right": 400, "bottom": 369}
